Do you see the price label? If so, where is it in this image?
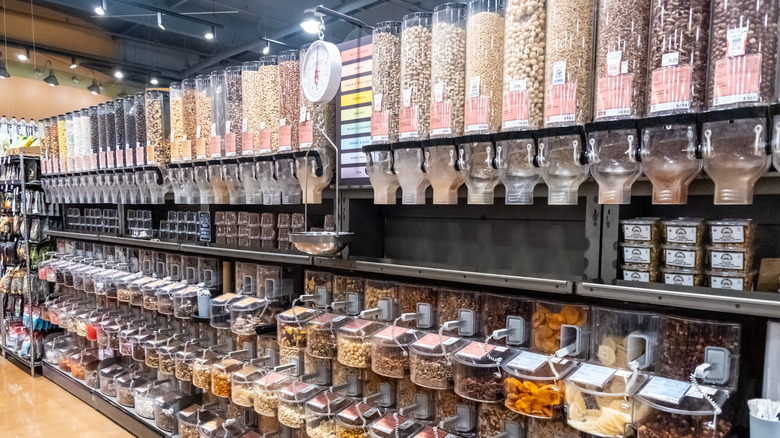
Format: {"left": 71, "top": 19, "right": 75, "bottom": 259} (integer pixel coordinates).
{"left": 569, "top": 364, "right": 616, "bottom": 388}
{"left": 710, "top": 276, "right": 744, "bottom": 290}
{"left": 711, "top": 226, "right": 745, "bottom": 244}
{"left": 225, "top": 134, "right": 236, "bottom": 157}
{"left": 710, "top": 250, "right": 745, "bottom": 270}
{"left": 434, "top": 82, "right": 445, "bottom": 103}
{"left": 469, "top": 76, "right": 481, "bottom": 98}
{"left": 727, "top": 27, "right": 748, "bottom": 57}
{"left": 623, "top": 269, "right": 651, "bottom": 283}
{"left": 665, "top": 226, "right": 698, "bottom": 244}
{"left": 662, "top": 52, "right": 680, "bottom": 67}
{"left": 639, "top": 377, "right": 691, "bottom": 405}
{"left": 402, "top": 89, "right": 412, "bottom": 107}
{"left": 507, "top": 351, "right": 554, "bottom": 372}
{"left": 373, "top": 93, "right": 383, "bottom": 111}
{"left": 242, "top": 118, "right": 248, "bottom": 133}
{"left": 606, "top": 51, "right": 622, "bottom": 76}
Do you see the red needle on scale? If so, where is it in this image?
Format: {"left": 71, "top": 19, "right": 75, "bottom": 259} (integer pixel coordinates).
{"left": 314, "top": 48, "right": 319, "bottom": 86}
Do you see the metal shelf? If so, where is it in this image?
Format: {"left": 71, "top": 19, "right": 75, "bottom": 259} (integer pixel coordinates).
{"left": 179, "top": 243, "right": 312, "bottom": 265}
{"left": 314, "top": 257, "right": 574, "bottom": 295}
{"left": 100, "top": 235, "right": 180, "bottom": 251}
{"left": 577, "top": 281, "right": 780, "bottom": 318}
{"left": 47, "top": 230, "right": 100, "bottom": 242}
{"left": 2, "top": 347, "right": 40, "bottom": 375}
{"left": 42, "top": 362, "right": 169, "bottom": 438}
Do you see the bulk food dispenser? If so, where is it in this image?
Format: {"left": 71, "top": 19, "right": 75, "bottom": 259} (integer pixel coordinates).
{"left": 585, "top": 120, "right": 642, "bottom": 204}
{"left": 699, "top": 107, "right": 771, "bottom": 204}
{"left": 222, "top": 66, "right": 246, "bottom": 204}
{"left": 457, "top": 0, "right": 504, "bottom": 205}
{"left": 537, "top": 127, "right": 589, "bottom": 205}
{"left": 423, "top": 3, "right": 466, "bottom": 205}
{"left": 639, "top": 114, "right": 702, "bottom": 204}
{"left": 590, "top": 307, "right": 660, "bottom": 371}
{"left": 366, "top": 21, "right": 402, "bottom": 205}
{"left": 494, "top": 131, "right": 541, "bottom": 205}
{"left": 144, "top": 89, "right": 171, "bottom": 204}
{"left": 194, "top": 74, "right": 215, "bottom": 204}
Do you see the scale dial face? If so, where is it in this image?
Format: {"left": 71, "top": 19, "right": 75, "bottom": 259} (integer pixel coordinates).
{"left": 302, "top": 40, "right": 343, "bottom": 103}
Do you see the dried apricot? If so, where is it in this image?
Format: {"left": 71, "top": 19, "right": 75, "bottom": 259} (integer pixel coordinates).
{"left": 561, "top": 306, "right": 581, "bottom": 325}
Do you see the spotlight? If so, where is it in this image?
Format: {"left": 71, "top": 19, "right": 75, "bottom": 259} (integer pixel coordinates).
{"left": 300, "top": 9, "right": 321, "bottom": 34}
{"left": 17, "top": 49, "right": 29, "bottom": 62}
{"left": 150, "top": 78, "right": 159, "bottom": 85}
{"left": 0, "top": 53, "right": 9, "bottom": 79}
{"left": 95, "top": 0, "right": 106, "bottom": 15}
{"left": 44, "top": 70, "right": 59, "bottom": 87}
{"left": 71, "top": 76, "right": 80, "bottom": 84}
{"left": 263, "top": 42, "right": 270, "bottom": 55}
{"left": 205, "top": 27, "right": 215, "bottom": 40}
{"left": 70, "top": 57, "right": 78, "bottom": 69}
{"left": 88, "top": 79, "right": 100, "bottom": 95}
{"left": 157, "top": 12, "right": 165, "bottom": 30}
{"left": 114, "top": 70, "right": 123, "bottom": 79}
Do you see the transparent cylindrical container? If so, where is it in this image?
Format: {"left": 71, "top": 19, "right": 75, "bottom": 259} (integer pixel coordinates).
{"left": 278, "top": 381, "right": 323, "bottom": 428}
{"left": 502, "top": 0, "right": 547, "bottom": 131}
{"left": 308, "top": 313, "right": 351, "bottom": 358}
{"left": 464, "top": 0, "right": 505, "bottom": 134}
{"left": 170, "top": 81, "right": 184, "bottom": 163}
{"left": 538, "top": 132, "right": 589, "bottom": 204}
{"left": 452, "top": 341, "right": 516, "bottom": 402}
{"left": 192, "top": 350, "right": 222, "bottom": 390}
{"left": 640, "top": 118, "right": 702, "bottom": 204}
{"left": 277, "top": 306, "right": 319, "bottom": 348}
{"left": 543, "top": 0, "right": 596, "bottom": 127}
{"left": 279, "top": 50, "right": 300, "bottom": 152}
{"left": 242, "top": 61, "right": 261, "bottom": 156}
{"left": 430, "top": 3, "right": 467, "bottom": 139}
{"left": 181, "top": 79, "right": 196, "bottom": 161}
{"left": 496, "top": 135, "right": 542, "bottom": 204}
{"left": 123, "top": 96, "right": 137, "bottom": 167}
{"left": 707, "top": 0, "right": 779, "bottom": 109}
{"left": 565, "top": 365, "right": 648, "bottom": 437}
{"left": 254, "top": 372, "right": 291, "bottom": 417}
{"left": 369, "top": 413, "right": 423, "bottom": 438}
{"left": 370, "top": 326, "right": 423, "bottom": 378}
{"left": 646, "top": 0, "right": 711, "bottom": 115}
{"left": 114, "top": 97, "right": 126, "bottom": 167}
{"left": 259, "top": 56, "right": 281, "bottom": 153}
{"left": 230, "top": 296, "right": 271, "bottom": 335}
{"left": 531, "top": 301, "right": 590, "bottom": 358}
{"left": 371, "top": 21, "right": 402, "bottom": 145}
{"left": 409, "top": 333, "right": 469, "bottom": 389}
{"left": 336, "top": 319, "right": 385, "bottom": 369}
{"left": 230, "top": 363, "right": 261, "bottom": 406}
{"left": 65, "top": 112, "right": 75, "bottom": 169}
{"left": 399, "top": 12, "right": 433, "bottom": 141}
{"left": 366, "top": 150, "right": 400, "bottom": 204}
{"left": 590, "top": 307, "right": 660, "bottom": 371}
{"left": 145, "top": 89, "right": 171, "bottom": 166}
{"left": 105, "top": 104, "right": 117, "bottom": 168}
{"left": 335, "top": 402, "right": 383, "bottom": 438}
{"left": 225, "top": 65, "right": 243, "bottom": 157}
{"left": 153, "top": 389, "right": 187, "bottom": 431}
{"left": 174, "top": 344, "right": 202, "bottom": 382}
{"left": 195, "top": 74, "right": 213, "bottom": 161}
{"left": 135, "top": 92, "right": 147, "bottom": 165}
{"left": 212, "top": 356, "right": 243, "bottom": 398}
{"left": 593, "top": 0, "right": 651, "bottom": 120}
{"left": 587, "top": 126, "right": 643, "bottom": 204}
{"left": 306, "top": 391, "right": 352, "bottom": 438}
{"left": 502, "top": 350, "right": 576, "bottom": 418}
{"left": 210, "top": 70, "right": 227, "bottom": 159}
{"left": 210, "top": 293, "right": 241, "bottom": 329}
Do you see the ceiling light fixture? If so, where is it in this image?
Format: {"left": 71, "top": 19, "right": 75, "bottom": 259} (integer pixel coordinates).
{"left": 95, "top": 0, "right": 107, "bottom": 15}
{"left": 17, "top": 49, "right": 29, "bottom": 62}
{"left": 0, "top": 53, "right": 9, "bottom": 79}
{"left": 114, "top": 70, "right": 123, "bottom": 79}
{"left": 43, "top": 61, "right": 59, "bottom": 87}
{"left": 87, "top": 71, "right": 100, "bottom": 95}
{"left": 205, "top": 26, "right": 215, "bottom": 40}
{"left": 263, "top": 41, "right": 270, "bottom": 55}
{"left": 150, "top": 78, "right": 159, "bottom": 85}
{"left": 70, "top": 57, "right": 78, "bottom": 69}
{"left": 71, "top": 76, "right": 80, "bottom": 84}
{"left": 300, "top": 5, "right": 373, "bottom": 34}
{"left": 300, "top": 9, "right": 321, "bottom": 34}
{"left": 157, "top": 12, "right": 165, "bottom": 30}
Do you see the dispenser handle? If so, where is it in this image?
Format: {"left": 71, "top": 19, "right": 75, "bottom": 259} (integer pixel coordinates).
{"left": 702, "top": 129, "right": 713, "bottom": 156}
{"left": 536, "top": 142, "right": 547, "bottom": 167}
{"left": 586, "top": 138, "right": 598, "bottom": 164}
{"left": 494, "top": 145, "right": 503, "bottom": 169}
{"left": 753, "top": 124, "right": 765, "bottom": 156}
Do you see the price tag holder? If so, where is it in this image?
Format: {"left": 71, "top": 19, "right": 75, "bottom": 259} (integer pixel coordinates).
{"left": 568, "top": 364, "right": 616, "bottom": 388}
{"left": 638, "top": 377, "right": 691, "bottom": 405}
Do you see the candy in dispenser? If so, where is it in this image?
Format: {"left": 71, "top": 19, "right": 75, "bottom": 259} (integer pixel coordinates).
{"left": 538, "top": 130, "right": 590, "bottom": 205}
{"left": 639, "top": 115, "right": 702, "bottom": 204}
{"left": 699, "top": 107, "right": 771, "bottom": 204}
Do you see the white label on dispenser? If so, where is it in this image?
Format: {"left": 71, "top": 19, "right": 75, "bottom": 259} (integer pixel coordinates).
{"left": 510, "top": 80, "right": 527, "bottom": 92}
{"left": 621, "top": 61, "right": 628, "bottom": 74}
{"left": 664, "top": 273, "right": 695, "bottom": 286}
{"left": 434, "top": 82, "right": 445, "bottom": 102}
{"left": 508, "top": 351, "right": 559, "bottom": 372}
{"left": 666, "top": 226, "right": 698, "bottom": 244}
{"left": 665, "top": 249, "right": 697, "bottom": 268}
{"left": 373, "top": 93, "right": 383, "bottom": 111}
{"left": 710, "top": 276, "right": 744, "bottom": 290}
{"left": 280, "top": 118, "right": 287, "bottom": 126}
{"left": 569, "top": 364, "right": 616, "bottom": 388}
{"left": 211, "top": 123, "right": 216, "bottom": 133}
{"left": 552, "top": 61, "right": 566, "bottom": 85}
{"left": 226, "top": 121, "right": 231, "bottom": 132}
{"left": 260, "top": 122, "right": 266, "bottom": 130}
{"left": 711, "top": 251, "right": 745, "bottom": 270}
{"left": 623, "top": 270, "right": 650, "bottom": 283}
{"left": 242, "top": 118, "right": 248, "bottom": 132}
{"left": 469, "top": 76, "right": 481, "bottom": 98}
{"left": 662, "top": 52, "right": 680, "bottom": 67}
{"left": 606, "top": 51, "right": 622, "bottom": 76}
{"left": 727, "top": 27, "right": 748, "bottom": 57}
{"left": 300, "top": 107, "right": 307, "bottom": 122}
{"left": 623, "top": 247, "right": 652, "bottom": 264}
{"left": 402, "top": 88, "right": 412, "bottom": 107}
{"left": 639, "top": 377, "right": 691, "bottom": 405}
{"left": 686, "top": 385, "right": 718, "bottom": 399}
{"left": 623, "top": 225, "right": 652, "bottom": 241}
{"left": 711, "top": 226, "right": 745, "bottom": 243}
{"left": 196, "top": 125, "right": 201, "bottom": 138}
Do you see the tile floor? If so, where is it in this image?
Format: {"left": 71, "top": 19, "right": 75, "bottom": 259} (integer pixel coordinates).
{"left": 0, "top": 356, "right": 133, "bottom": 437}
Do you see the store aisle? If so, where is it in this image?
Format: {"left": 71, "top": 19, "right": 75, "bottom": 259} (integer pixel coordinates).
{"left": 0, "top": 357, "right": 133, "bottom": 437}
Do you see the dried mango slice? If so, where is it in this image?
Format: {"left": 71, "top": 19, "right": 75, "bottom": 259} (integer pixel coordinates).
{"left": 522, "top": 381, "right": 539, "bottom": 394}
{"left": 532, "top": 311, "right": 547, "bottom": 327}
{"left": 504, "top": 378, "right": 522, "bottom": 394}
{"left": 536, "top": 325, "right": 554, "bottom": 338}
{"left": 546, "top": 313, "right": 566, "bottom": 330}
{"left": 561, "top": 306, "right": 581, "bottom": 325}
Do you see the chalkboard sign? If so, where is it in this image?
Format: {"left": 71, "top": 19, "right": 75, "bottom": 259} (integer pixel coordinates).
{"left": 198, "top": 211, "right": 211, "bottom": 242}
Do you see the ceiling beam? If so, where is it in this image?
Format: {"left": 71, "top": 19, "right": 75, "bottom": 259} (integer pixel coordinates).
{"left": 386, "top": 0, "right": 432, "bottom": 12}
{"left": 178, "top": 0, "right": 383, "bottom": 77}
{"left": 112, "top": 0, "right": 224, "bottom": 28}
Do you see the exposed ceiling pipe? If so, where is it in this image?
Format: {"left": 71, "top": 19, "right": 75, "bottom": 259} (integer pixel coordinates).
{"left": 386, "top": 0, "right": 432, "bottom": 13}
